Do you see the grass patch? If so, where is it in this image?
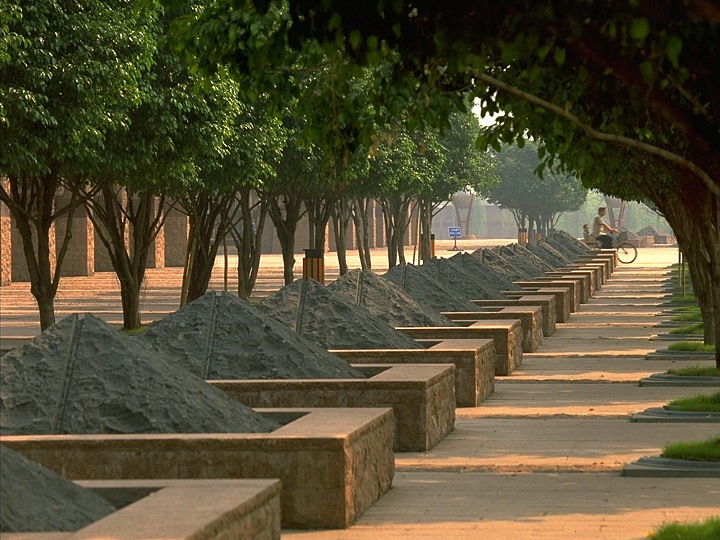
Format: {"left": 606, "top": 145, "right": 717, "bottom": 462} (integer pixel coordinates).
{"left": 666, "top": 392, "right": 720, "bottom": 412}
{"left": 666, "top": 366, "right": 720, "bottom": 377}
{"left": 662, "top": 436, "right": 720, "bottom": 462}
{"left": 672, "top": 293, "right": 698, "bottom": 303}
{"left": 669, "top": 323, "right": 704, "bottom": 335}
{"left": 671, "top": 305, "right": 700, "bottom": 313}
{"left": 667, "top": 342, "right": 716, "bottom": 352}
{"left": 649, "top": 517, "right": 720, "bottom": 540}
{"left": 670, "top": 310, "right": 703, "bottom": 323}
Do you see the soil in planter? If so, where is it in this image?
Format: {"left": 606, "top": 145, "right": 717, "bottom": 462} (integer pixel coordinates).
{"left": 417, "top": 257, "right": 508, "bottom": 301}
{"left": 1, "top": 444, "right": 116, "bottom": 533}
{"left": 383, "top": 264, "right": 484, "bottom": 313}
{"left": 138, "top": 291, "right": 365, "bottom": 380}
{"left": 327, "top": 269, "right": 456, "bottom": 328}
{"left": 446, "top": 252, "right": 523, "bottom": 296}
{"left": 0, "top": 313, "right": 281, "bottom": 435}
{"left": 258, "top": 278, "right": 424, "bottom": 350}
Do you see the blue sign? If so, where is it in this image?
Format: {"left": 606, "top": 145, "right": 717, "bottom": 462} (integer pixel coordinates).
{"left": 448, "top": 226, "right": 462, "bottom": 238}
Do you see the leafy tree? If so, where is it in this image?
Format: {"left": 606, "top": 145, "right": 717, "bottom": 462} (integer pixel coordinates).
{"left": 486, "top": 142, "right": 587, "bottom": 239}
{"left": 171, "top": 0, "right": 720, "bottom": 365}
{"left": 0, "top": 0, "right": 156, "bottom": 330}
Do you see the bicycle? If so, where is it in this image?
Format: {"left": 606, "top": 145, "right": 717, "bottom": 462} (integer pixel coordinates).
{"left": 612, "top": 231, "right": 637, "bottom": 264}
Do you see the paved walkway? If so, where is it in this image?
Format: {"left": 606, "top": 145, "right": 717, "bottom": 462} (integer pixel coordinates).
{"left": 1, "top": 244, "right": 718, "bottom": 539}
{"left": 281, "top": 247, "right": 719, "bottom": 539}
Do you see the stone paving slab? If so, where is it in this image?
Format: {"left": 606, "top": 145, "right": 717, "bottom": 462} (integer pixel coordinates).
{"left": 393, "top": 418, "right": 719, "bottom": 473}
{"left": 455, "top": 381, "right": 707, "bottom": 418}
{"left": 284, "top": 472, "right": 720, "bottom": 539}
{"left": 510, "top": 357, "right": 712, "bottom": 382}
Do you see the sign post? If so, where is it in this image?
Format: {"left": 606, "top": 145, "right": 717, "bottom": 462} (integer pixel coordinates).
{"left": 448, "top": 226, "right": 462, "bottom": 251}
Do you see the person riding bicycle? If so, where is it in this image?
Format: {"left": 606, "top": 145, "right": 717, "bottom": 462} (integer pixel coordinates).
{"left": 592, "top": 207, "right": 618, "bottom": 248}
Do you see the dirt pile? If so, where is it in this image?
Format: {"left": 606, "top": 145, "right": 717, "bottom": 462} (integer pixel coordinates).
{"left": 1, "top": 444, "right": 115, "bottom": 533}
{"left": 447, "top": 252, "right": 522, "bottom": 295}
{"left": 139, "top": 291, "right": 364, "bottom": 379}
{"left": 0, "top": 314, "right": 280, "bottom": 435}
{"left": 258, "top": 279, "right": 423, "bottom": 350}
{"left": 417, "top": 258, "right": 507, "bottom": 301}
{"left": 479, "top": 245, "right": 551, "bottom": 280}
{"left": 383, "top": 264, "right": 483, "bottom": 313}
{"left": 543, "top": 231, "right": 589, "bottom": 260}
{"left": 523, "top": 241, "right": 571, "bottom": 268}
{"left": 328, "top": 269, "right": 455, "bottom": 327}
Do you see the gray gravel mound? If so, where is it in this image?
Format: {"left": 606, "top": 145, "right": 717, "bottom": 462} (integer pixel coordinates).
{"left": 547, "top": 230, "right": 592, "bottom": 257}
{"left": 523, "top": 241, "right": 569, "bottom": 268}
{"left": 0, "top": 314, "right": 280, "bottom": 435}
{"left": 258, "top": 279, "right": 423, "bottom": 349}
{"left": 1, "top": 444, "right": 115, "bottom": 533}
{"left": 448, "top": 252, "right": 522, "bottom": 294}
{"left": 479, "top": 246, "right": 550, "bottom": 280}
{"left": 328, "top": 269, "right": 455, "bottom": 327}
{"left": 138, "top": 291, "right": 364, "bottom": 380}
{"left": 383, "top": 264, "right": 483, "bottom": 313}
{"left": 418, "top": 258, "right": 504, "bottom": 301}
{"left": 542, "top": 232, "right": 586, "bottom": 260}
{"left": 505, "top": 244, "right": 557, "bottom": 272}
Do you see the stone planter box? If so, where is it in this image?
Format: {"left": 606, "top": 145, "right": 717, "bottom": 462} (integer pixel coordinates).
{"left": 0, "top": 408, "right": 395, "bottom": 530}
{"left": 11, "top": 479, "right": 282, "bottom": 540}
{"left": 575, "top": 250, "right": 616, "bottom": 272}
{"left": 330, "top": 340, "right": 495, "bottom": 407}
{"left": 210, "top": 364, "right": 456, "bottom": 452}
{"left": 513, "top": 280, "right": 580, "bottom": 311}
{"left": 472, "top": 296, "right": 557, "bottom": 337}
{"left": 443, "top": 306, "right": 543, "bottom": 352}
{"left": 570, "top": 263, "right": 607, "bottom": 289}
{"left": 395, "top": 321, "right": 523, "bottom": 377}
{"left": 502, "top": 287, "right": 572, "bottom": 322}
{"left": 544, "top": 270, "right": 595, "bottom": 299}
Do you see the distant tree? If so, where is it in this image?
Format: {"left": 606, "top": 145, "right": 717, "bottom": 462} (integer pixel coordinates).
{"left": 486, "top": 142, "right": 587, "bottom": 239}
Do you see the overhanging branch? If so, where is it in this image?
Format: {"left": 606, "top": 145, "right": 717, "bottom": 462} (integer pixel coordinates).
{"left": 475, "top": 72, "right": 720, "bottom": 199}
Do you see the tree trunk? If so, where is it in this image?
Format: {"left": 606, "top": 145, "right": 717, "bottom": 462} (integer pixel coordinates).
{"left": 332, "top": 197, "right": 352, "bottom": 276}
{"left": 351, "top": 198, "right": 372, "bottom": 270}
{"left": 180, "top": 191, "right": 238, "bottom": 306}
{"left": 232, "top": 189, "right": 267, "bottom": 301}
{"left": 653, "top": 178, "right": 719, "bottom": 368}
{"left": 419, "top": 198, "right": 433, "bottom": 261}
{"left": 379, "top": 195, "right": 413, "bottom": 268}
{"left": 1, "top": 174, "right": 83, "bottom": 330}
{"left": 305, "top": 195, "right": 334, "bottom": 252}
{"left": 86, "top": 184, "right": 165, "bottom": 330}
{"left": 267, "top": 192, "right": 304, "bottom": 284}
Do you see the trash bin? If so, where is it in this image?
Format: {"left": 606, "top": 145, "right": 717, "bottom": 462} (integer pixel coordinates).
{"left": 302, "top": 248, "right": 325, "bottom": 284}
{"left": 518, "top": 228, "right": 528, "bottom": 244}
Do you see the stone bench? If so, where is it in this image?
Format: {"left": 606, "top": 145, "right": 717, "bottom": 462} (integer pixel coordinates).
{"left": 395, "top": 321, "right": 523, "bottom": 376}
{"left": 472, "top": 295, "right": 557, "bottom": 337}
{"left": 210, "top": 364, "right": 456, "bottom": 452}
{"left": 502, "top": 286, "right": 571, "bottom": 322}
{"left": 330, "top": 340, "right": 495, "bottom": 407}
{"left": 443, "top": 305, "right": 543, "bottom": 352}
{"left": 1, "top": 408, "right": 395, "bottom": 530}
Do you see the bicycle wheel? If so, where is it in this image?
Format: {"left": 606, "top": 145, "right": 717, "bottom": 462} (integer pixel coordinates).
{"left": 616, "top": 242, "right": 637, "bottom": 264}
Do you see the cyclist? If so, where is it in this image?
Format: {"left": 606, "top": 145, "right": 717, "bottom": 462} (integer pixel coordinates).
{"left": 592, "top": 207, "right": 618, "bottom": 248}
